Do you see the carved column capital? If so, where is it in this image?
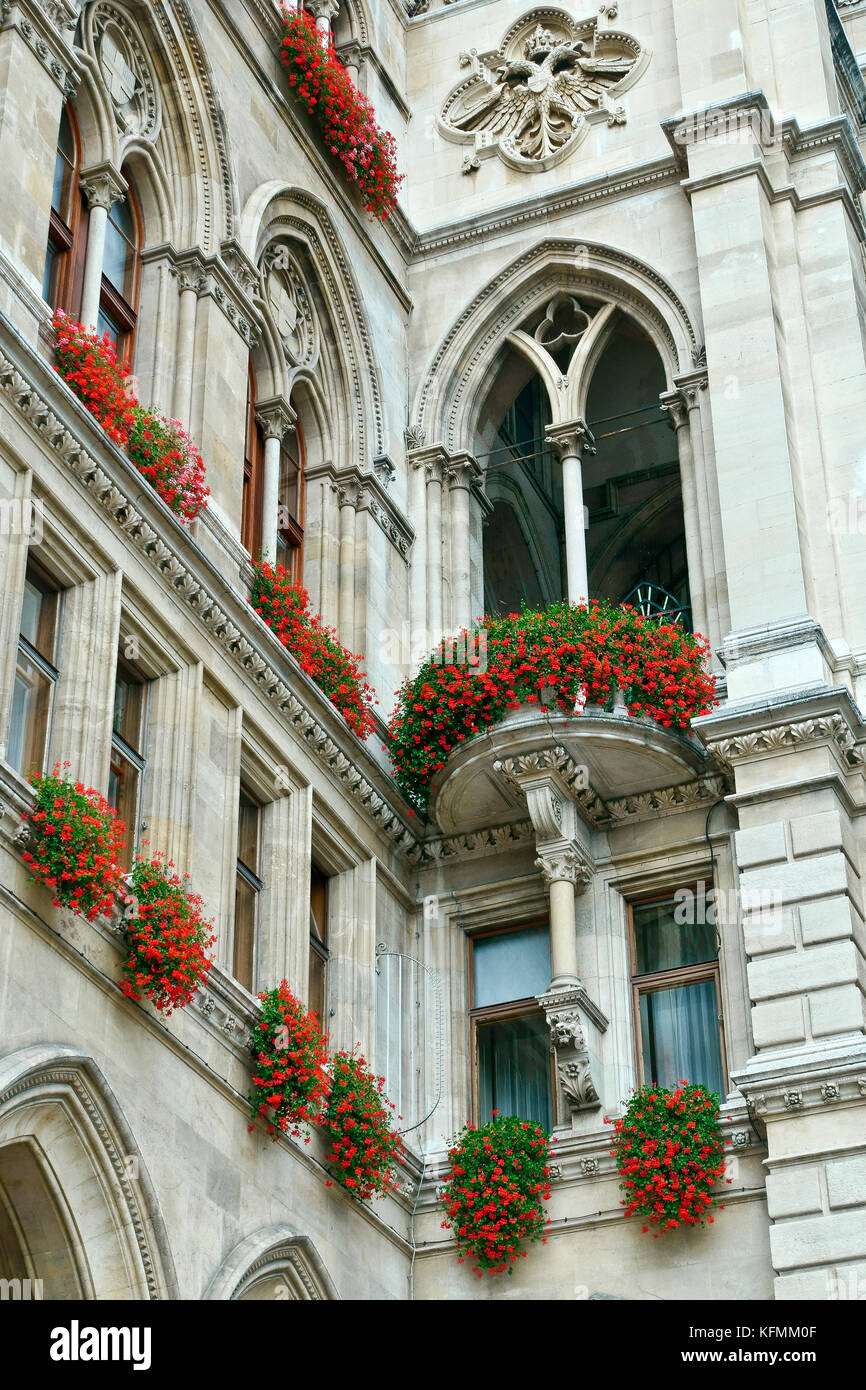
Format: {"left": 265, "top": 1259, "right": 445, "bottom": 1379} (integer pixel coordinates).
{"left": 445, "top": 452, "right": 482, "bottom": 492}
{"left": 306, "top": 0, "right": 340, "bottom": 20}
{"left": 80, "top": 160, "right": 127, "bottom": 211}
{"left": 545, "top": 418, "right": 596, "bottom": 461}
{"left": 171, "top": 250, "right": 208, "bottom": 297}
{"left": 334, "top": 469, "right": 363, "bottom": 511}
{"left": 535, "top": 844, "right": 592, "bottom": 892}
{"left": 255, "top": 396, "right": 297, "bottom": 442}
{"left": 335, "top": 38, "right": 364, "bottom": 71}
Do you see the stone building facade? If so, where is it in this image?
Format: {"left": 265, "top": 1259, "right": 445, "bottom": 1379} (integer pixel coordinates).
{"left": 0, "top": 0, "right": 865, "bottom": 1302}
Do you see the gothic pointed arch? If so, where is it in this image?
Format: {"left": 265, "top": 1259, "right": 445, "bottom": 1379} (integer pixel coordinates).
{"left": 0, "top": 1045, "right": 177, "bottom": 1300}
{"left": 411, "top": 238, "right": 702, "bottom": 454}
{"left": 241, "top": 181, "right": 386, "bottom": 467}
{"left": 71, "top": 0, "right": 237, "bottom": 250}
{"left": 203, "top": 1224, "right": 339, "bottom": 1301}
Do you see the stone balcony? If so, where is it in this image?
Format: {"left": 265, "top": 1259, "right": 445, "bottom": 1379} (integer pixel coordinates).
{"left": 428, "top": 700, "right": 713, "bottom": 836}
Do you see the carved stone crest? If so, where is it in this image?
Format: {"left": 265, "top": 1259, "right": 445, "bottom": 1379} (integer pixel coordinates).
{"left": 439, "top": 8, "right": 647, "bottom": 172}
{"left": 88, "top": 4, "right": 159, "bottom": 139}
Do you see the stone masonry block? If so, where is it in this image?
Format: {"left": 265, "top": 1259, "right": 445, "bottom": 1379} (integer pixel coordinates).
{"left": 770, "top": 1210, "right": 866, "bottom": 1271}
{"left": 735, "top": 821, "right": 787, "bottom": 870}
{"left": 809, "top": 986, "right": 866, "bottom": 1039}
{"left": 800, "top": 895, "right": 862, "bottom": 946}
{"left": 766, "top": 1165, "right": 822, "bottom": 1219}
{"left": 826, "top": 1156, "right": 866, "bottom": 1211}
{"left": 791, "top": 808, "right": 857, "bottom": 865}
{"left": 752, "top": 996, "right": 806, "bottom": 1048}
{"left": 747, "top": 940, "right": 860, "bottom": 1001}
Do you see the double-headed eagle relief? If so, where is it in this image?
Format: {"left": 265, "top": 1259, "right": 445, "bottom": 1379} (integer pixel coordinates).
{"left": 439, "top": 7, "right": 647, "bottom": 172}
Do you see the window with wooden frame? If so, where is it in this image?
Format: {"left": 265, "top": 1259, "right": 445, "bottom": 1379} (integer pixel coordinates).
{"left": 309, "top": 864, "right": 330, "bottom": 1023}
{"left": 276, "top": 414, "right": 306, "bottom": 586}
{"left": 107, "top": 652, "right": 148, "bottom": 870}
{"left": 628, "top": 888, "right": 727, "bottom": 1098}
{"left": 43, "top": 103, "right": 86, "bottom": 315}
{"left": 241, "top": 360, "right": 264, "bottom": 558}
{"left": 234, "top": 785, "right": 264, "bottom": 994}
{"left": 469, "top": 922, "right": 553, "bottom": 1130}
{"left": 8, "top": 562, "right": 62, "bottom": 778}
{"left": 96, "top": 172, "right": 142, "bottom": 363}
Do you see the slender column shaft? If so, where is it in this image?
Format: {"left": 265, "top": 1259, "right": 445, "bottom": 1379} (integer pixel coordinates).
{"left": 79, "top": 204, "right": 108, "bottom": 330}
{"left": 262, "top": 435, "right": 281, "bottom": 563}
{"left": 173, "top": 284, "right": 199, "bottom": 426}
{"left": 549, "top": 877, "right": 580, "bottom": 986}
{"left": 561, "top": 452, "right": 588, "bottom": 606}
{"left": 338, "top": 493, "right": 357, "bottom": 648}
{"left": 426, "top": 466, "right": 443, "bottom": 643}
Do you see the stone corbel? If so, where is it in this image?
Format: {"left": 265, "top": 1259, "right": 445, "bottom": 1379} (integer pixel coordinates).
{"left": 537, "top": 983, "right": 609, "bottom": 1123}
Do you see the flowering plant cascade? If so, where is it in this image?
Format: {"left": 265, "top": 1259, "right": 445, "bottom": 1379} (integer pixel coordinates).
{"left": 248, "top": 981, "right": 330, "bottom": 1141}
{"left": 52, "top": 311, "right": 136, "bottom": 446}
{"left": 279, "top": 9, "right": 403, "bottom": 220}
{"left": 388, "top": 600, "right": 717, "bottom": 809}
{"left": 52, "top": 314, "right": 209, "bottom": 523}
{"left": 321, "top": 1050, "right": 404, "bottom": 1200}
{"left": 440, "top": 1113, "right": 552, "bottom": 1276}
{"left": 22, "top": 765, "right": 126, "bottom": 921}
{"left": 607, "top": 1081, "right": 728, "bottom": 1234}
{"left": 120, "top": 854, "right": 216, "bottom": 1015}
{"left": 128, "top": 406, "right": 209, "bottom": 523}
{"left": 251, "top": 560, "right": 376, "bottom": 738}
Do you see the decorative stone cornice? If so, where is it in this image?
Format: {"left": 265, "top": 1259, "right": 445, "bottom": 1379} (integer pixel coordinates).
{"left": 80, "top": 161, "right": 127, "bottom": 212}
{"left": 706, "top": 714, "right": 864, "bottom": 774}
{"left": 0, "top": 0, "right": 81, "bottom": 94}
{"left": 144, "top": 243, "right": 260, "bottom": 348}
{"left": 545, "top": 418, "right": 596, "bottom": 460}
{"left": 408, "top": 818, "right": 536, "bottom": 865}
{"left": 255, "top": 395, "right": 296, "bottom": 442}
{"left": 0, "top": 328, "right": 418, "bottom": 857}
{"left": 732, "top": 1052, "right": 866, "bottom": 1125}
{"left": 329, "top": 463, "right": 414, "bottom": 557}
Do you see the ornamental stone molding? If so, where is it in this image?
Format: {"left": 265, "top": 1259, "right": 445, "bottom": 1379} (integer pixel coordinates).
{"left": 732, "top": 1055, "right": 866, "bottom": 1124}
{"left": 329, "top": 464, "right": 414, "bottom": 557}
{"left": 439, "top": 8, "right": 648, "bottom": 173}
{"left": 407, "top": 819, "right": 536, "bottom": 865}
{"left": 88, "top": 2, "right": 160, "bottom": 139}
{"left": 705, "top": 714, "right": 864, "bottom": 774}
{"left": 80, "top": 161, "right": 128, "bottom": 212}
{"left": 0, "top": 338, "right": 418, "bottom": 857}
{"left": 146, "top": 243, "right": 260, "bottom": 348}
{"left": 0, "top": 0, "right": 81, "bottom": 94}
{"left": 537, "top": 985, "right": 607, "bottom": 1118}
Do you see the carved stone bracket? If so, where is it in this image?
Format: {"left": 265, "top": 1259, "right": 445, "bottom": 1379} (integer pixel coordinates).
{"left": 537, "top": 984, "right": 608, "bottom": 1121}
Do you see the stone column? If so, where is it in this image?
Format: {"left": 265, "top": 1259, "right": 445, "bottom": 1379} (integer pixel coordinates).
{"left": 255, "top": 397, "right": 296, "bottom": 564}
{"left": 336, "top": 474, "right": 361, "bottom": 650}
{"left": 0, "top": 468, "right": 33, "bottom": 762}
{"left": 535, "top": 845, "right": 590, "bottom": 988}
{"left": 407, "top": 436, "right": 429, "bottom": 657}
{"left": 425, "top": 454, "right": 444, "bottom": 644}
{"left": 307, "top": 0, "right": 339, "bottom": 37}
{"left": 79, "top": 163, "right": 127, "bottom": 330}
{"left": 259, "top": 778, "right": 311, "bottom": 999}
{"left": 336, "top": 40, "right": 362, "bottom": 85}
{"left": 660, "top": 385, "right": 709, "bottom": 643}
{"left": 545, "top": 420, "right": 595, "bottom": 606}
{"left": 446, "top": 453, "right": 481, "bottom": 634}
{"left": 172, "top": 255, "right": 204, "bottom": 428}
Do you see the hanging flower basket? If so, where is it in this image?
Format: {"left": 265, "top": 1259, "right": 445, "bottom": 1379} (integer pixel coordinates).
{"left": 440, "top": 1112, "right": 553, "bottom": 1277}
{"left": 248, "top": 981, "right": 330, "bottom": 1141}
{"left": 250, "top": 560, "right": 376, "bottom": 738}
{"left": 52, "top": 313, "right": 209, "bottom": 523}
{"left": 321, "top": 1049, "right": 404, "bottom": 1199}
{"left": 607, "top": 1081, "right": 728, "bottom": 1234}
{"left": 21, "top": 765, "right": 126, "bottom": 921}
{"left": 119, "top": 854, "right": 216, "bottom": 1015}
{"left": 278, "top": 9, "right": 403, "bottom": 221}
{"left": 128, "top": 406, "right": 209, "bottom": 523}
{"left": 388, "top": 600, "right": 717, "bottom": 810}
{"left": 52, "top": 311, "right": 136, "bottom": 446}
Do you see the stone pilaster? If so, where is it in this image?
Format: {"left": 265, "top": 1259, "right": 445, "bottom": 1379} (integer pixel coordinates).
{"left": 0, "top": 467, "right": 33, "bottom": 763}
{"left": 50, "top": 568, "right": 122, "bottom": 789}
{"left": 142, "top": 660, "right": 203, "bottom": 871}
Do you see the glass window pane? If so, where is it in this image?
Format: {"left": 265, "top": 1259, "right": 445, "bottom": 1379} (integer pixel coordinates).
{"left": 473, "top": 926, "right": 551, "bottom": 1008}
{"left": 52, "top": 108, "right": 75, "bottom": 216}
{"left": 20, "top": 578, "right": 57, "bottom": 662}
{"left": 633, "top": 895, "right": 717, "bottom": 975}
{"left": 477, "top": 1012, "right": 552, "bottom": 1129}
{"left": 237, "top": 791, "right": 260, "bottom": 874}
{"left": 9, "top": 651, "right": 53, "bottom": 777}
{"left": 308, "top": 945, "right": 327, "bottom": 1024}
{"left": 43, "top": 241, "right": 58, "bottom": 304}
{"left": 107, "top": 746, "right": 139, "bottom": 870}
{"left": 113, "top": 663, "right": 145, "bottom": 752}
{"left": 233, "top": 873, "right": 258, "bottom": 993}
{"left": 639, "top": 977, "right": 725, "bottom": 1097}
{"left": 96, "top": 306, "right": 120, "bottom": 348}
{"left": 102, "top": 208, "right": 135, "bottom": 298}
{"left": 310, "top": 867, "right": 328, "bottom": 946}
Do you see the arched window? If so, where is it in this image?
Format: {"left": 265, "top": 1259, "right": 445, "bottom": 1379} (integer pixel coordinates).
{"left": 43, "top": 102, "right": 85, "bottom": 313}
{"left": 276, "top": 411, "right": 306, "bottom": 585}
{"left": 97, "top": 171, "right": 142, "bottom": 361}
{"left": 242, "top": 360, "right": 264, "bottom": 557}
